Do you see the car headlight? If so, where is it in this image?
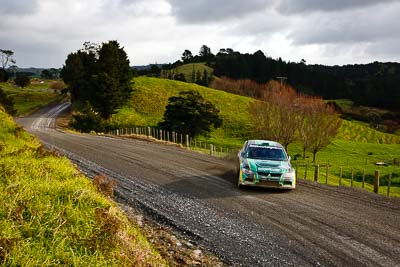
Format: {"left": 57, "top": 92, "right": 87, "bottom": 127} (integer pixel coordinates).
{"left": 283, "top": 170, "right": 295, "bottom": 179}
{"left": 242, "top": 168, "right": 254, "bottom": 175}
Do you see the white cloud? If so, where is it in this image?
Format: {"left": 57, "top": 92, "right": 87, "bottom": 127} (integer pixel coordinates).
{"left": 0, "top": 0, "right": 399, "bottom": 67}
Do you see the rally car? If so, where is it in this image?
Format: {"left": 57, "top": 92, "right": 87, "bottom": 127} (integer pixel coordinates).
{"left": 237, "top": 140, "right": 296, "bottom": 189}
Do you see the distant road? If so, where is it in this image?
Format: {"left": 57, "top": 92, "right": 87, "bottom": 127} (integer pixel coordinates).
{"left": 18, "top": 103, "right": 400, "bottom": 266}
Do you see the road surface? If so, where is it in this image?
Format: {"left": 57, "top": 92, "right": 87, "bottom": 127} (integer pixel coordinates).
{"left": 18, "top": 103, "right": 400, "bottom": 266}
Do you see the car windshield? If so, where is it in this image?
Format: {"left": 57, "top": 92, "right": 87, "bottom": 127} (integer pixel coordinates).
{"left": 247, "top": 146, "right": 287, "bottom": 161}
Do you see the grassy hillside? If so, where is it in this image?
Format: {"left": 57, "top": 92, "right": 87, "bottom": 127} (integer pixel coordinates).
{"left": 162, "top": 63, "right": 213, "bottom": 83}
{"left": 0, "top": 107, "right": 165, "bottom": 266}
{"left": 111, "top": 77, "right": 254, "bottom": 145}
{"left": 1, "top": 79, "right": 64, "bottom": 115}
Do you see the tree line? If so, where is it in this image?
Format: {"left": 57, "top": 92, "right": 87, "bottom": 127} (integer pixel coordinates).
{"left": 175, "top": 46, "right": 400, "bottom": 112}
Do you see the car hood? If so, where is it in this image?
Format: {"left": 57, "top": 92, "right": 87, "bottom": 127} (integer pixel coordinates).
{"left": 245, "top": 159, "right": 290, "bottom": 173}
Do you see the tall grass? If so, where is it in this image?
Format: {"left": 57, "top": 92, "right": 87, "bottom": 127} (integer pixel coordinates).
{"left": 0, "top": 108, "right": 165, "bottom": 266}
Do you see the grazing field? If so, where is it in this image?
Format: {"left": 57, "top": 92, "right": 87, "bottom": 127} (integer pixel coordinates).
{"left": 110, "top": 77, "right": 400, "bottom": 196}
{"left": 162, "top": 63, "right": 214, "bottom": 82}
{"left": 0, "top": 79, "right": 64, "bottom": 115}
{"left": 0, "top": 107, "right": 165, "bottom": 266}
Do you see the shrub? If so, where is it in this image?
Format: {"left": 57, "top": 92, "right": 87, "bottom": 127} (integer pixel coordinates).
{"left": 0, "top": 69, "right": 9, "bottom": 82}
{"left": 14, "top": 74, "right": 30, "bottom": 87}
{"left": 70, "top": 102, "right": 106, "bottom": 133}
{"left": 49, "top": 81, "right": 65, "bottom": 90}
{"left": 159, "top": 90, "right": 222, "bottom": 137}
{"left": 0, "top": 87, "right": 16, "bottom": 115}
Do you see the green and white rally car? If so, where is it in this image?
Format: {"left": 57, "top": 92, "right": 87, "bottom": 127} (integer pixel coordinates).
{"left": 237, "top": 140, "right": 296, "bottom": 189}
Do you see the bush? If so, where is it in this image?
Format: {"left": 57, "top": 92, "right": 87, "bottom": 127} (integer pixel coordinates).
{"left": 0, "top": 69, "right": 9, "bottom": 82}
{"left": 0, "top": 87, "right": 16, "bottom": 115}
{"left": 70, "top": 102, "right": 106, "bottom": 133}
{"left": 159, "top": 90, "right": 222, "bottom": 137}
{"left": 49, "top": 81, "right": 65, "bottom": 90}
{"left": 14, "top": 74, "right": 30, "bottom": 87}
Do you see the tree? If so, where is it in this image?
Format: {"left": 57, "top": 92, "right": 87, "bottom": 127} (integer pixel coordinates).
{"left": 199, "top": 45, "right": 214, "bottom": 63}
{"left": 61, "top": 40, "right": 133, "bottom": 119}
{"left": 0, "top": 49, "right": 16, "bottom": 69}
{"left": 181, "top": 50, "right": 193, "bottom": 63}
{"left": 70, "top": 101, "right": 105, "bottom": 133}
{"left": 14, "top": 74, "right": 30, "bottom": 87}
{"left": 299, "top": 98, "right": 342, "bottom": 162}
{"left": 250, "top": 81, "right": 301, "bottom": 152}
{"left": 159, "top": 90, "right": 222, "bottom": 137}
{"left": 0, "top": 87, "right": 16, "bottom": 115}
{"left": 41, "top": 69, "right": 53, "bottom": 79}
{"left": 201, "top": 69, "right": 209, "bottom": 86}
{"left": 191, "top": 65, "right": 195, "bottom": 83}
{"left": 0, "top": 69, "right": 9, "bottom": 82}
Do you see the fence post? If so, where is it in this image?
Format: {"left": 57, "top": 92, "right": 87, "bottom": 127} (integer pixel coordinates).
{"left": 305, "top": 161, "right": 308, "bottom": 180}
{"left": 147, "top": 127, "right": 150, "bottom": 137}
{"left": 186, "top": 135, "right": 189, "bottom": 147}
{"left": 314, "top": 164, "right": 319, "bottom": 182}
{"left": 374, "top": 170, "right": 380, "bottom": 194}
{"left": 210, "top": 144, "right": 214, "bottom": 156}
{"left": 159, "top": 129, "right": 162, "bottom": 141}
{"left": 325, "top": 164, "right": 329, "bottom": 184}
{"left": 351, "top": 168, "right": 354, "bottom": 187}
{"left": 387, "top": 173, "right": 392, "bottom": 197}
{"left": 339, "top": 167, "right": 343, "bottom": 186}
{"left": 362, "top": 170, "right": 365, "bottom": 188}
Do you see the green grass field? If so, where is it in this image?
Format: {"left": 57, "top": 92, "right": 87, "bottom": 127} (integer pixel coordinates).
{"left": 110, "top": 77, "right": 400, "bottom": 197}
{"left": 162, "top": 63, "right": 214, "bottom": 82}
{"left": 0, "top": 107, "right": 165, "bottom": 266}
{"left": 1, "top": 80, "right": 64, "bottom": 116}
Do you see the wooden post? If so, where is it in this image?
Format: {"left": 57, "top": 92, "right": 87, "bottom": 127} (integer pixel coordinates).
{"left": 147, "top": 127, "right": 150, "bottom": 137}
{"left": 387, "top": 173, "right": 392, "bottom": 197}
{"left": 362, "top": 170, "right": 365, "bottom": 188}
{"left": 210, "top": 144, "right": 214, "bottom": 156}
{"left": 159, "top": 130, "right": 163, "bottom": 141}
{"left": 325, "top": 164, "right": 329, "bottom": 184}
{"left": 314, "top": 164, "right": 319, "bottom": 182}
{"left": 305, "top": 161, "right": 308, "bottom": 180}
{"left": 374, "top": 170, "right": 380, "bottom": 194}
{"left": 194, "top": 139, "right": 197, "bottom": 148}
{"left": 186, "top": 135, "right": 189, "bottom": 147}
{"left": 180, "top": 134, "right": 183, "bottom": 144}
{"left": 339, "top": 167, "right": 343, "bottom": 186}
{"left": 117, "top": 129, "right": 119, "bottom": 135}
{"left": 351, "top": 168, "right": 354, "bottom": 187}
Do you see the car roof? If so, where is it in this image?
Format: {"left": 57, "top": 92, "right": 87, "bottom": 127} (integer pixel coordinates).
{"left": 246, "top": 140, "right": 284, "bottom": 149}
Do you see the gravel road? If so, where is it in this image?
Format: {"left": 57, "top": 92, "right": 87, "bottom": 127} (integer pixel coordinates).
{"left": 18, "top": 103, "right": 400, "bottom": 266}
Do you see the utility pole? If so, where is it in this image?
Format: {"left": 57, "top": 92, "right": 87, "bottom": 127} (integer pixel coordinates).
{"left": 276, "top": 76, "right": 287, "bottom": 86}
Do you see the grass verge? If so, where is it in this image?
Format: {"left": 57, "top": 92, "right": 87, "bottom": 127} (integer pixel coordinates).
{"left": 0, "top": 107, "right": 165, "bottom": 266}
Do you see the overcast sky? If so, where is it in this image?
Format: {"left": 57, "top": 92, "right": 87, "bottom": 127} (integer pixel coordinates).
{"left": 1, "top": 0, "right": 400, "bottom": 68}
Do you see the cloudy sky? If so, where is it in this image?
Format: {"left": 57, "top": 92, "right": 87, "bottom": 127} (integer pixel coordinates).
{"left": 1, "top": 0, "right": 400, "bottom": 68}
